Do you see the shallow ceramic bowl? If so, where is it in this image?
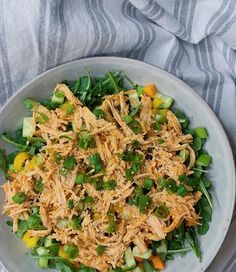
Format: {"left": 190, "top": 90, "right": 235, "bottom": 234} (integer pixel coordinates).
{"left": 0, "top": 57, "right": 235, "bottom": 272}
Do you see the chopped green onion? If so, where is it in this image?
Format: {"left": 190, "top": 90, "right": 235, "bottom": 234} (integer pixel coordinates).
{"left": 54, "top": 91, "right": 65, "bottom": 99}
{"left": 89, "top": 153, "right": 103, "bottom": 172}
{"left": 152, "top": 121, "right": 161, "bottom": 131}
{"left": 131, "top": 140, "right": 141, "bottom": 148}
{"left": 194, "top": 127, "right": 208, "bottom": 139}
{"left": 139, "top": 195, "right": 150, "bottom": 213}
{"left": 179, "top": 149, "right": 190, "bottom": 162}
{"left": 63, "top": 156, "right": 76, "bottom": 170}
{"left": 12, "top": 192, "right": 26, "bottom": 204}
{"left": 68, "top": 199, "right": 74, "bottom": 209}
{"left": 125, "top": 168, "right": 134, "bottom": 181}
{"left": 143, "top": 178, "right": 153, "bottom": 190}
{"left": 103, "top": 180, "right": 117, "bottom": 190}
{"left": 158, "top": 178, "right": 177, "bottom": 194}
{"left": 34, "top": 179, "right": 44, "bottom": 193}
{"left": 123, "top": 115, "right": 133, "bottom": 124}
{"left": 134, "top": 186, "right": 143, "bottom": 196}
{"left": 64, "top": 244, "right": 79, "bottom": 259}
{"left": 157, "top": 138, "right": 165, "bottom": 144}
{"left": 27, "top": 214, "right": 42, "bottom": 229}
{"left": 54, "top": 153, "right": 63, "bottom": 162}
{"left": 154, "top": 204, "right": 169, "bottom": 218}
{"left": 196, "top": 153, "right": 212, "bottom": 167}
{"left": 75, "top": 173, "right": 88, "bottom": 184}
{"left": 82, "top": 196, "right": 95, "bottom": 203}
{"left": 36, "top": 112, "right": 49, "bottom": 124}
{"left": 122, "top": 151, "right": 134, "bottom": 161}
{"left": 23, "top": 97, "right": 39, "bottom": 111}
{"left": 128, "top": 120, "right": 142, "bottom": 134}
{"left": 71, "top": 216, "right": 82, "bottom": 230}
{"left": 96, "top": 245, "right": 106, "bottom": 256}
{"left": 78, "top": 132, "right": 96, "bottom": 150}
{"left": 93, "top": 108, "right": 106, "bottom": 119}
{"left": 176, "top": 184, "right": 188, "bottom": 197}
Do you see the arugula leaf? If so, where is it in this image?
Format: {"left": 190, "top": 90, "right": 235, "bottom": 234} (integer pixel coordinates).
{"left": 143, "top": 260, "right": 157, "bottom": 272}
{"left": 16, "top": 220, "right": 28, "bottom": 238}
{"left": 198, "top": 179, "right": 212, "bottom": 209}
{"left": 0, "top": 148, "right": 7, "bottom": 177}
{"left": 185, "top": 228, "right": 201, "bottom": 261}
{"left": 54, "top": 259, "right": 76, "bottom": 272}
{"left": 0, "top": 132, "right": 26, "bottom": 150}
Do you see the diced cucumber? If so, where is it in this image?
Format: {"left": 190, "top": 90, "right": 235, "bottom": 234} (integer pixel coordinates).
{"left": 51, "top": 91, "right": 65, "bottom": 105}
{"left": 122, "top": 265, "right": 136, "bottom": 271}
{"left": 38, "top": 257, "right": 48, "bottom": 269}
{"left": 129, "top": 92, "right": 140, "bottom": 108}
{"left": 156, "top": 240, "right": 167, "bottom": 254}
{"left": 22, "top": 117, "right": 35, "bottom": 137}
{"left": 132, "top": 246, "right": 152, "bottom": 259}
{"left": 156, "top": 93, "right": 173, "bottom": 109}
{"left": 36, "top": 246, "right": 48, "bottom": 256}
{"left": 133, "top": 267, "right": 144, "bottom": 272}
{"left": 44, "top": 237, "right": 53, "bottom": 248}
{"left": 125, "top": 247, "right": 136, "bottom": 268}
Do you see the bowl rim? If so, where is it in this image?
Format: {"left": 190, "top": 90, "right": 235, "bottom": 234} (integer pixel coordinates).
{"left": 0, "top": 56, "right": 235, "bottom": 271}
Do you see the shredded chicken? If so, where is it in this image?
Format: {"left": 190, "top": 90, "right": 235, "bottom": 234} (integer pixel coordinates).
{"left": 2, "top": 84, "right": 201, "bottom": 271}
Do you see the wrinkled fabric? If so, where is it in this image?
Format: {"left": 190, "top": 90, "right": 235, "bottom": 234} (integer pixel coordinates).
{"left": 0, "top": 0, "right": 235, "bottom": 271}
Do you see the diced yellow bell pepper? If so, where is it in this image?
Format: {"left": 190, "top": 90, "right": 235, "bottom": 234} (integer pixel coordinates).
{"left": 58, "top": 246, "right": 69, "bottom": 259}
{"left": 25, "top": 156, "right": 37, "bottom": 171}
{"left": 153, "top": 97, "right": 164, "bottom": 109}
{"left": 13, "top": 152, "right": 30, "bottom": 172}
{"left": 144, "top": 84, "right": 157, "bottom": 98}
{"left": 22, "top": 231, "right": 40, "bottom": 248}
{"left": 58, "top": 246, "right": 75, "bottom": 264}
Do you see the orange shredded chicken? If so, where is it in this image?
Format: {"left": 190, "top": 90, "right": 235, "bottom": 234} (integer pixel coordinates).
{"left": 2, "top": 84, "right": 201, "bottom": 271}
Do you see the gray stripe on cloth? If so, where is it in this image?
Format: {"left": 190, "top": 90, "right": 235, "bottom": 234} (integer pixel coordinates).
{"left": 85, "top": 0, "right": 101, "bottom": 56}
{"left": 217, "top": 8, "right": 236, "bottom": 36}
{"left": 98, "top": 0, "right": 116, "bottom": 52}
{"left": 56, "top": 0, "right": 67, "bottom": 64}
{"left": 186, "top": 0, "right": 197, "bottom": 36}
{"left": 193, "top": 43, "right": 210, "bottom": 98}
{"left": 223, "top": 43, "right": 236, "bottom": 78}
{"left": 204, "top": 38, "right": 224, "bottom": 113}
{"left": 199, "top": 39, "right": 218, "bottom": 107}
{"left": 205, "top": 0, "right": 232, "bottom": 34}
{"left": 174, "top": 0, "right": 191, "bottom": 40}
{"left": 164, "top": 0, "right": 181, "bottom": 71}
{"left": 222, "top": 249, "right": 236, "bottom": 271}
{"left": 132, "top": 6, "right": 157, "bottom": 60}
{"left": 37, "top": 0, "right": 48, "bottom": 74}
{"left": 121, "top": 1, "right": 145, "bottom": 59}
{"left": 140, "top": 0, "right": 155, "bottom": 14}
{"left": 0, "top": 1, "right": 13, "bottom": 103}
{"left": 45, "top": 1, "right": 61, "bottom": 69}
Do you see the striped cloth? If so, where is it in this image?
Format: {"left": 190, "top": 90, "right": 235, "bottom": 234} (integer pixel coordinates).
{"left": 0, "top": 0, "right": 235, "bottom": 271}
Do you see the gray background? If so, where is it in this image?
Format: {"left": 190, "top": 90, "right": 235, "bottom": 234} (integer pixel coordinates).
{"left": 0, "top": 0, "right": 235, "bottom": 271}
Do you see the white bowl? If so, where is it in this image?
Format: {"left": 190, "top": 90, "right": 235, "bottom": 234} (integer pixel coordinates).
{"left": 0, "top": 57, "right": 235, "bottom": 272}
